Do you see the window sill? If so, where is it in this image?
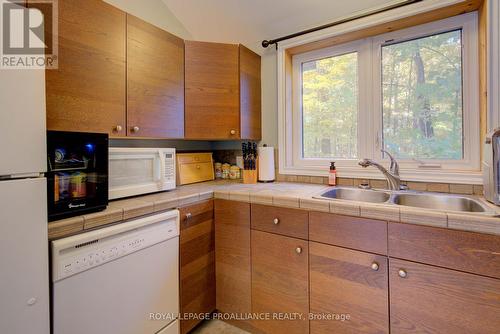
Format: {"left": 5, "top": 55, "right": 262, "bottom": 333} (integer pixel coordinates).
{"left": 279, "top": 165, "right": 483, "bottom": 185}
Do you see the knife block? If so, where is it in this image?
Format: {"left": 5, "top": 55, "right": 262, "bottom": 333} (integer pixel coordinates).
{"left": 242, "top": 170, "right": 258, "bottom": 184}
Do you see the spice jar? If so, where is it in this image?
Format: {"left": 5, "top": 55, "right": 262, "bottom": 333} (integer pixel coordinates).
{"left": 222, "top": 163, "right": 231, "bottom": 179}
{"left": 214, "top": 162, "right": 222, "bottom": 179}
{"left": 230, "top": 165, "right": 240, "bottom": 180}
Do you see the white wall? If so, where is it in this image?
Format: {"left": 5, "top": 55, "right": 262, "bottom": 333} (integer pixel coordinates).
{"left": 103, "top": 0, "right": 193, "bottom": 39}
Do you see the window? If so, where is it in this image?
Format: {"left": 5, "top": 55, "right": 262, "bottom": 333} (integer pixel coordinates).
{"left": 302, "top": 52, "right": 358, "bottom": 159}
{"left": 285, "top": 13, "right": 480, "bottom": 182}
{"left": 381, "top": 30, "right": 464, "bottom": 160}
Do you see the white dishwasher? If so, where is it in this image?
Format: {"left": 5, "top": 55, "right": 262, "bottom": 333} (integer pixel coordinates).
{"left": 52, "top": 210, "right": 180, "bottom": 334}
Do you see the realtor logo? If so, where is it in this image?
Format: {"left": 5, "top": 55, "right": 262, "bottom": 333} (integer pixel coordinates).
{"left": 1, "top": 0, "right": 58, "bottom": 69}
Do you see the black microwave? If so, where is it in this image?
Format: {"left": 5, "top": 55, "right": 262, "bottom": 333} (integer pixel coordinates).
{"left": 47, "top": 131, "right": 108, "bottom": 221}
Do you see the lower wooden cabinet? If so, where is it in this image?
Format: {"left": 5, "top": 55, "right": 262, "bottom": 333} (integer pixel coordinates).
{"left": 251, "top": 230, "right": 309, "bottom": 334}
{"left": 179, "top": 200, "right": 215, "bottom": 334}
{"left": 390, "top": 258, "right": 500, "bottom": 334}
{"left": 309, "top": 243, "right": 389, "bottom": 334}
{"left": 214, "top": 200, "right": 252, "bottom": 320}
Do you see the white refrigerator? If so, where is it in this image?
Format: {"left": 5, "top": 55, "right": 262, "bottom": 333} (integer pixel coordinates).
{"left": 0, "top": 66, "right": 50, "bottom": 333}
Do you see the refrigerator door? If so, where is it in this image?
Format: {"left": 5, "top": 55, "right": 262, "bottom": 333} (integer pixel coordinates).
{"left": 0, "top": 178, "right": 49, "bottom": 334}
{"left": 0, "top": 68, "right": 46, "bottom": 176}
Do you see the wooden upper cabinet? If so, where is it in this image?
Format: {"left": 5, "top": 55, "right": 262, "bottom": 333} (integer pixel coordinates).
{"left": 127, "top": 15, "right": 184, "bottom": 138}
{"left": 239, "top": 45, "right": 262, "bottom": 140}
{"left": 390, "top": 259, "right": 500, "bottom": 334}
{"left": 45, "top": 0, "right": 126, "bottom": 136}
{"left": 185, "top": 41, "right": 261, "bottom": 140}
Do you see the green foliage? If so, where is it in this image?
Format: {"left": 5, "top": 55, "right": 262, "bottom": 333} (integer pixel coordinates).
{"left": 301, "top": 29, "right": 464, "bottom": 160}
{"left": 302, "top": 52, "right": 358, "bottom": 158}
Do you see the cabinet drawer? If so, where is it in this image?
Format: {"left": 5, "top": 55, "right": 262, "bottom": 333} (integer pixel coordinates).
{"left": 310, "top": 212, "right": 387, "bottom": 255}
{"left": 251, "top": 204, "right": 308, "bottom": 239}
{"left": 389, "top": 222, "right": 500, "bottom": 279}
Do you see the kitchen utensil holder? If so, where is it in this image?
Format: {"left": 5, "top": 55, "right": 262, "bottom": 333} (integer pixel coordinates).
{"left": 242, "top": 169, "right": 258, "bottom": 184}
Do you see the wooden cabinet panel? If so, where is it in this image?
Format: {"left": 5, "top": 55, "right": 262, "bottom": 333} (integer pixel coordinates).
{"left": 214, "top": 200, "right": 251, "bottom": 315}
{"left": 310, "top": 212, "right": 387, "bottom": 255}
{"left": 46, "top": 0, "right": 126, "bottom": 136}
{"left": 179, "top": 200, "right": 215, "bottom": 334}
{"left": 251, "top": 204, "right": 308, "bottom": 239}
{"left": 240, "top": 45, "right": 261, "bottom": 140}
{"left": 309, "top": 243, "right": 389, "bottom": 334}
{"left": 389, "top": 222, "right": 500, "bottom": 279}
{"left": 390, "top": 259, "right": 500, "bottom": 334}
{"left": 251, "top": 230, "right": 309, "bottom": 334}
{"left": 127, "top": 15, "right": 184, "bottom": 138}
{"left": 185, "top": 41, "right": 240, "bottom": 139}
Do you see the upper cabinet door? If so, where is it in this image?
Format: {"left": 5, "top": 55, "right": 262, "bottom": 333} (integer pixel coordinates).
{"left": 240, "top": 45, "right": 262, "bottom": 140}
{"left": 127, "top": 15, "right": 184, "bottom": 138}
{"left": 45, "top": 0, "right": 126, "bottom": 136}
{"left": 185, "top": 41, "right": 240, "bottom": 139}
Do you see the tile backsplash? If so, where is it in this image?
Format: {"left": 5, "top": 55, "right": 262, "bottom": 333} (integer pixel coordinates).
{"left": 213, "top": 149, "right": 484, "bottom": 196}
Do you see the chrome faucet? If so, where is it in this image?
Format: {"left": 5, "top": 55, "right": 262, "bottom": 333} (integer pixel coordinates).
{"left": 359, "top": 150, "right": 403, "bottom": 190}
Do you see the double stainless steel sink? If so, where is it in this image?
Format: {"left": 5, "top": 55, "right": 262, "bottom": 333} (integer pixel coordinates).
{"left": 315, "top": 187, "right": 495, "bottom": 214}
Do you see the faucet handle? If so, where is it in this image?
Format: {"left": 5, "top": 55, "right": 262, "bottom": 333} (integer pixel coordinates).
{"left": 381, "top": 149, "right": 399, "bottom": 175}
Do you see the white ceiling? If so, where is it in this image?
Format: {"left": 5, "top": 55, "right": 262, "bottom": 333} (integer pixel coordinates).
{"left": 161, "top": 0, "right": 398, "bottom": 54}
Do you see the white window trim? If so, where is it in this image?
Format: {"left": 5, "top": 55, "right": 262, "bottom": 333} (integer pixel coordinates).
{"left": 488, "top": 0, "right": 500, "bottom": 130}
{"left": 278, "top": 10, "right": 482, "bottom": 184}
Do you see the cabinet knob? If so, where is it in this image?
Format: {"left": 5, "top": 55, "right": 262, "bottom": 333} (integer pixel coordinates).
{"left": 371, "top": 262, "right": 380, "bottom": 271}
{"left": 185, "top": 213, "right": 192, "bottom": 221}
{"left": 196, "top": 165, "right": 201, "bottom": 169}
{"left": 295, "top": 247, "right": 303, "bottom": 254}
{"left": 273, "top": 218, "right": 279, "bottom": 225}
{"left": 398, "top": 269, "right": 408, "bottom": 278}
{"left": 114, "top": 125, "right": 123, "bottom": 132}
{"left": 230, "top": 129, "right": 236, "bottom": 135}
{"left": 132, "top": 126, "right": 140, "bottom": 133}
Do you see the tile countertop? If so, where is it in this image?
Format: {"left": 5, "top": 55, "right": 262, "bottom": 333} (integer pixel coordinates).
{"left": 48, "top": 180, "right": 500, "bottom": 240}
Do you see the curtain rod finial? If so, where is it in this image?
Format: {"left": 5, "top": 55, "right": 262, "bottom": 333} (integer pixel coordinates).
{"left": 262, "top": 40, "right": 271, "bottom": 48}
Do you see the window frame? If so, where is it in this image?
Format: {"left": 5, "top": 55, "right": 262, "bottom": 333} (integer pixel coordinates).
{"left": 284, "top": 12, "right": 480, "bottom": 182}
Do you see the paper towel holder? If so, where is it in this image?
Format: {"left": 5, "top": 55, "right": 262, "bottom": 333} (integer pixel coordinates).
{"left": 258, "top": 144, "right": 276, "bottom": 183}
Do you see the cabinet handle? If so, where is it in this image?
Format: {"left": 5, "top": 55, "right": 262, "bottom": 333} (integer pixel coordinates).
{"left": 185, "top": 213, "right": 192, "bottom": 221}
{"left": 295, "top": 247, "right": 303, "bottom": 254}
{"left": 132, "top": 126, "right": 140, "bottom": 133}
{"left": 114, "top": 125, "right": 123, "bottom": 132}
{"left": 230, "top": 129, "right": 236, "bottom": 135}
{"left": 371, "top": 262, "right": 379, "bottom": 271}
{"left": 398, "top": 269, "right": 408, "bottom": 278}
{"left": 273, "top": 218, "right": 279, "bottom": 225}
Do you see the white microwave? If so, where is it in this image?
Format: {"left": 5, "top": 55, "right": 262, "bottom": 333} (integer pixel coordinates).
{"left": 109, "top": 148, "right": 176, "bottom": 200}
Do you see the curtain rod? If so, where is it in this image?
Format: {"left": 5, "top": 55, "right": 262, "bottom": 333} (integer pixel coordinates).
{"left": 261, "top": 0, "right": 423, "bottom": 49}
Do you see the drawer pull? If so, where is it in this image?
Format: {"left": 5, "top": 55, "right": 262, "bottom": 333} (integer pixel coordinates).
{"left": 131, "top": 126, "right": 140, "bottom": 133}
{"left": 196, "top": 165, "right": 201, "bottom": 169}
{"left": 398, "top": 269, "right": 408, "bottom": 278}
{"left": 295, "top": 247, "right": 303, "bottom": 254}
{"left": 371, "top": 262, "right": 379, "bottom": 271}
{"left": 185, "top": 213, "right": 192, "bottom": 221}
{"left": 114, "top": 125, "right": 123, "bottom": 132}
{"left": 273, "top": 218, "right": 280, "bottom": 225}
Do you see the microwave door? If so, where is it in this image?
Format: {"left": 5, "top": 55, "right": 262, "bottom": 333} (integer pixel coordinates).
{"left": 109, "top": 151, "right": 161, "bottom": 200}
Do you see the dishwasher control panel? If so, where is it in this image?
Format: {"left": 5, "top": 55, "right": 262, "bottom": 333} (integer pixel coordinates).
{"left": 52, "top": 210, "right": 179, "bottom": 281}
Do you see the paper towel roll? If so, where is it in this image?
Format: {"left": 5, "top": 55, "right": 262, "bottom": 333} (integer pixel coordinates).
{"left": 258, "top": 146, "right": 275, "bottom": 182}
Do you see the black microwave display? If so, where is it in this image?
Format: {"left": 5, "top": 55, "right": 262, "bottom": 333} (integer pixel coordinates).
{"left": 47, "top": 131, "right": 108, "bottom": 221}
